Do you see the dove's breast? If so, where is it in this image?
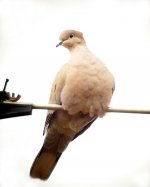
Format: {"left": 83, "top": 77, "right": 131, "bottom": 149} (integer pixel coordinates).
{"left": 61, "top": 48, "right": 115, "bottom": 117}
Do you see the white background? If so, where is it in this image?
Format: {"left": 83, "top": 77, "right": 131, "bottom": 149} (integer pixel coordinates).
{"left": 0, "top": 0, "right": 150, "bottom": 186}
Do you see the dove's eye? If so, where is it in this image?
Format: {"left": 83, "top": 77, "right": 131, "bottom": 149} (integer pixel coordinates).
{"left": 69, "top": 34, "right": 74, "bottom": 38}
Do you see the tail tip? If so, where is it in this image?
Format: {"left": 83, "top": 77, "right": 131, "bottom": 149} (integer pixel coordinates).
{"left": 30, "top": 168, "right": 49, "bottom": 180}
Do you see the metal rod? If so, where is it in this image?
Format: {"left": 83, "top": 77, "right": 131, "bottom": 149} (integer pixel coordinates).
{"left": 107, "top": 108, "right": 150, "bottom": 114}
{"left": 32, "top": 103, "right": 63, "bottom": 110}
{"left": 2, "top": 101, "right": 150, "bottom": 114}
{"left": 2, "top": 101, "right": 63, "bottom": 110}
{"left": 3, "top": 79, "right": 9, "bottom": 91}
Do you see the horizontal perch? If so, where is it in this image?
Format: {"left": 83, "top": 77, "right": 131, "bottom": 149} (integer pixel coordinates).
{"left": 2, "top": 101, "right": 150, "bottom": 114}
{"left": 107, "top": 108, "right": 150, "bottom": 114}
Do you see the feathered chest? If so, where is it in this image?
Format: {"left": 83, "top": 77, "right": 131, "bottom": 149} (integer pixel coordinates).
{"left": 60, "top": 50, "right": 114, "bottom": 117}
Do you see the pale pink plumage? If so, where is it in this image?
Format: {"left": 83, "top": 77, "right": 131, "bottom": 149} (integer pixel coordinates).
{"left": 30, "top": 30, "right": 115, "bottom": 180}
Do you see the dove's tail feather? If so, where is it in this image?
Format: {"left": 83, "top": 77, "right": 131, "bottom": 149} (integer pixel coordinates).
{"left": 30, "top": 147, "right": 61, "bottom": 180}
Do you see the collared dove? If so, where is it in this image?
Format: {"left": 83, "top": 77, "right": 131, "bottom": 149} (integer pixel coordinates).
{"left": 30, "top": 30, "right": 115, "bottom": 180}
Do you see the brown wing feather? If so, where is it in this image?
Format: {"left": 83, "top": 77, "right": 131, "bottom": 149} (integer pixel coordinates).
{"left": 72, "top": 117, "right": 97, "bottom": 140}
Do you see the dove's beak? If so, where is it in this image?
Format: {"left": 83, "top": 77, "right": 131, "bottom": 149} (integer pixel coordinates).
{"left": 56, "top": 41, "right": 63, "bottom": 47}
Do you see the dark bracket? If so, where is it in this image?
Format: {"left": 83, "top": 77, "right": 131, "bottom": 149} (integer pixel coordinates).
{"left": 0, "top": 102, "right": 32, "bottom": 119}
{"left": 0, "top": 79, "right": 32, "bottom": 119}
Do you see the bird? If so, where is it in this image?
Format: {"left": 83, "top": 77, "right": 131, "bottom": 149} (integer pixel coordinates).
{"left": 30, "top": 29, "right": 115, "bottom": 180}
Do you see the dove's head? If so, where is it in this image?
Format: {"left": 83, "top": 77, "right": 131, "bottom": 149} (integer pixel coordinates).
{"left": 56, "top": 30, "right": 86, "bottom": 50}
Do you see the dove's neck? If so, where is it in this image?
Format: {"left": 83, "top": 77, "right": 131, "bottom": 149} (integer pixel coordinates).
{"left": 69, "top": 44, "right": 90, "bottom": 55}
{"left": 68, "top": 44, "right": 94, "bottom": 64}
